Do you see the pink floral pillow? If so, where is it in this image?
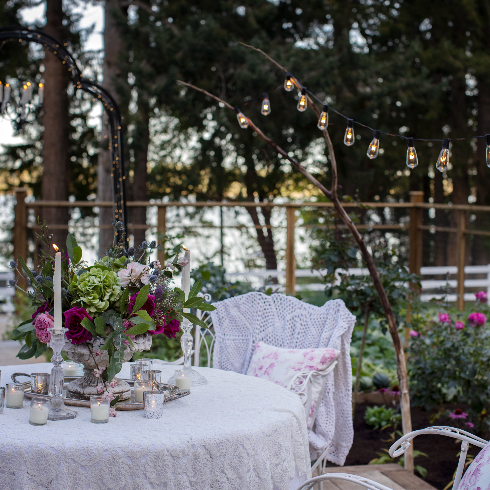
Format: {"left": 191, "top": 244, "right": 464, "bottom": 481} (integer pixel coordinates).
{"left": 459, "top": 443, "right": 490, "bottom": 490}
{"left": 246, "top": 341, "right": 340, "bottom": 430}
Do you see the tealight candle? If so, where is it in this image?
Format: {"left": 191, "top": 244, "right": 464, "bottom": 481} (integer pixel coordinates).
{"left": 90, "top": 396, "right": 110, "bottom": 423}
{"left": 29, "top": 397, "right": 49, "bottom": 426}
{"left": 62, "top": 362, "right": 80, "bottom": 377}
{"left": 6, "top": 383, "right": 24, "bottom": 408}
{"left": 175, "top": 372, "right": 191, "bottom": 392}
{"left": 133, "top": 381, "right": 150, "bottom": 403}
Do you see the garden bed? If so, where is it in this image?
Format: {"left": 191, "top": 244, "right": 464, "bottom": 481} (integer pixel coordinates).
{"left": 342, "top": 402, "right": 481, "bottom": 490}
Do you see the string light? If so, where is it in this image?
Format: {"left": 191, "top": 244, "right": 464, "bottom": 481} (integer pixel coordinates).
{"left": 436, "top": 139, "right": 450, "bottom": 172}
{"left": 284, "top": 72, "right": 294, "bottom": 92}
{"left": 235, "top": 107, "right": 249, "bottom": 129}
{"left": 367, "top": 130, "right": 381, "bottom": 159}
{"left": 344, "top": 119, "right": 354, "bottom": 146}
{"left": 406, "top": 138, "right": 418, "bottom": 169}
{"left": 297, "top": 88, "right": 307, "bottom": 112}
{"left": 317, "top": 104, "right": 328, "bottom": 130}
{"left": 261, "top": 92, "right": 271, "bottom": 116}
{"left": 486, "top": 135, "right": 490, "bottom": 168}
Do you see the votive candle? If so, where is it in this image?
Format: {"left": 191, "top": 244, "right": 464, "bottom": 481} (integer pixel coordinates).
{"left": 90, "top": 396, "right": 110, "bottom": 423}
{"left": 6, "top": 383, "right": 24, "bottom": 408}
{"left": 175, "top": 373, "right": 191, "bottom": 392}
{"left": 29, "top": 397, "right": 49, "bottom": 426}
{"left": 134, "top": 381, "right": 150, "bottom": 403}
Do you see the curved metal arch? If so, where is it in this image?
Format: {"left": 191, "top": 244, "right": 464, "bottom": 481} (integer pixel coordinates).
{"left": 0, "top": 25, "right": 127, "bottom": 231}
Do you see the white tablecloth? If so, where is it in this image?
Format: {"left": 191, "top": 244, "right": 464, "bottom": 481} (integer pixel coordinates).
{"left": 0, "top": 363, "right": 311, "bottom": 490}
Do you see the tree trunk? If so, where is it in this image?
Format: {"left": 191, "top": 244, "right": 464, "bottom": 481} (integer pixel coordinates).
{"left": 98, "top": 0, "right": 125, "bottom": 256}
{"left": 41, "top": 0, "right": 69, "bottom": 250}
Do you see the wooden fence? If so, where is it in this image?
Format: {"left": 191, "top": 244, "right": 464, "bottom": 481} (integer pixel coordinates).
{"left": 12, "top": 188, "right": 490, "bottom": 310}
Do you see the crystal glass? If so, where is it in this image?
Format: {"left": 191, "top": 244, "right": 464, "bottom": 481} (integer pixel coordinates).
{"left": 133, "top": 381, "right": 150, "bottom": 404}
{"left": 6, "top": 383, "right": 24, "bottom": 408}
{"left": 90, "top": 396, "right": 110, "bottom": 423}
{"left": 0, "top": 387, "right": 5, "bottom": 414}
{"left": 136, "top": 359, "right": 152, "bottom": 371}
{"left": 29, "top": 397, "right": 49, "bottom": 426}
{"left": 31, "top": 373, "right": 50, "bottom": 395}
{"left": 147, "top": 370, "right": 161, "bottom": 389}
{"left": 130, "top": 363, "right": 146, "bottom": 381}
{"left": 143, "top": 391, "right": 165, "bottom": 419}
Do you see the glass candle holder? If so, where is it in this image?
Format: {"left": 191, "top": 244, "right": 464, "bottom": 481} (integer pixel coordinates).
{"left": 29, "top": 397, "right": 49, "bottom": 426}
{"left": 174, "top": 371, "right": 191, "bottom": 393}
{"left": 143, "top": 391, "right": 165, "bottom": 419}
{"left": 31, "top": 373, "right": 50, "bottom": 395}
{"left": 90, "top": 396, "right": 110, "bottom": 424}
{"left": 62, "top": 362, "right": 80, "bottom": 377}
{"left": 147, "top": 370, "right": 162, "bottom": 389}
{"left": 6, "top": 383, "right": 24, "bottom": 408}
{"left": 0, "top": 387, "right": 5, "bottom": 414}
{"left": 138, "top": 358, "right": 153, "bottom": 370}
{"left": 133, "top": 381, "right": 150, "bottom": 404}
{"left": 130, "top": 363, "right": 145, "bottom": 381}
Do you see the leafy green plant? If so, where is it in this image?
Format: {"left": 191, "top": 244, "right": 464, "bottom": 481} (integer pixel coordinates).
{"left": 365, "top": 405, "right": 401, "bottom": 430}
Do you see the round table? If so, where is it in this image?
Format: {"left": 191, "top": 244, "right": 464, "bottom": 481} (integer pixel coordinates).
{"left": 0, "top": 363, "right": 311, "bottom": 490}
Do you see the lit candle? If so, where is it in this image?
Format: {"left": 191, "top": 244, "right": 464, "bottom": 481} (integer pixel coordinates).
{"left": 29, "top": 401, "right": 49, "bottom": 426}
{"left": 175, "top": 373, "right": 191, "bottom": 392}
{"left": 21, "top": 84, "right": 27, "bottom": 105}
{"left": 53, "top": 244, "right": 62, "bottom": 332}
{"left": 134, "top": 382, "right": 149, "bottom": 403}
{"left": 6, "top": 384, "right": 24, "bottom": 408}
{"left": 0, "top": 82, "right": 3, "bottom": 103}
{"left": 26, "top": 81, "right": 32, "bottom": 102}
{"left": 38, "top": 82, "right": 44, "bottom": 105}
{"left": 3, "top": 83, "right": 10, "bottom": 108}
{"left": 63, "top": 362, "right": 79, "bottom": 377}
{"left": 91, "top": 398, "right": 110, "bottom": 423}
{"left": 182, "top": 248, "right": 191, "bottom": 312}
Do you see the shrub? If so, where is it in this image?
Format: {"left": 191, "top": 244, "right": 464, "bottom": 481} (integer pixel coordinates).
{"left": 365, "top": 405, "right": 401, "bottom": 430}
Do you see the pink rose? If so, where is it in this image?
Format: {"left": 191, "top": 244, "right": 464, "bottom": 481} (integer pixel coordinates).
{"left": 475, "top": 291, "right": 488, "bottom": 303}
{"left": 438, "top": 313, "right": 451, "bottom": 324}
{"left": 455, "top": 321, "right": 465, "bottom": 330}
{"left": 409, "top": 330, "right": 419, "bottom": 338}
{"left": 117, "top": 262, "right": 150, "bottom": 287}
{"left": 64, "top": 307, "right": 93, "bottom": 344}
{"left": 468, "top": 312, "right": 486, "bottom": 327}
{"left": 34, "top": 313, "right": 53, "bottom": 344}
{"left": 32, "top": 302, "right": 50, "bottom": 321}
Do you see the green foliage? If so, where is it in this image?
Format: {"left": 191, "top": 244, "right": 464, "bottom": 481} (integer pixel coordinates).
{"left": 372, "top": 373, "right": 391, "bottom": 390}
{"left": 364, "top": 405, "right": 401, "bottom": 430}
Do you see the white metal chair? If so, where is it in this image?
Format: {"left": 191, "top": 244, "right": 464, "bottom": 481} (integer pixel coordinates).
{"left": 297, "top": 473, "right": 393, "bottom": 490}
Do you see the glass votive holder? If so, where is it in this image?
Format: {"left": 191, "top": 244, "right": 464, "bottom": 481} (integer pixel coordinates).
{"left": 63, "top": 361, "right": 81, "bottom": 377}
{"left": 147, "top": 370, "right": 162, "bottom": 389}
{"left": 133, "top": 381, "right": 150, "bottom": 404}
{"left": 143, "top": 390, "right": 165, "bottom": 419}
{"left": 6, "top": 383, "right": 24, "bottom": 408}
{"left": 174, "top": 371, "right": 191, "bottom": 393}
{"left": 0, "top": 387, "right": 5, "bottom": 414}
{"left": 90, "top": 396, "right": 110, "bottom": 424}
{"left": 31, "top": 373, "right": 50, "bottom": 395}
{"left": 130, "top": 363, "right": 145, "bottom": 381}
{"left": 29, "top": 396, "right": 49, "bottom": 426}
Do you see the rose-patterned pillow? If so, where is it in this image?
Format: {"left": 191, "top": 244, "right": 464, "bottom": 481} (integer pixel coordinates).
{"left": 458, "top": 442, "right": 490, "bottom": 490}
{"left": 246, "top": 341, "right": 340, "bottom": 430}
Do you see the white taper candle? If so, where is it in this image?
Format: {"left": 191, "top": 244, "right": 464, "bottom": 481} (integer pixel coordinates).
{"left": 53, "top": 245, "right": 62, "bottom": 332}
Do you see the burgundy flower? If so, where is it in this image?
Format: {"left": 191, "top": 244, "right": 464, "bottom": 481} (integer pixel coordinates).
{"left": 32, "top": 302, "right": 50, "bottom": 321}
{"left": 128, "top": 293, "right": 155, "bottom": 318}
{"left": 149, "top": 309, "right": 180, "bottom": 338}
{"left": 64, "top": 307, "right": 93, "bottom": 344}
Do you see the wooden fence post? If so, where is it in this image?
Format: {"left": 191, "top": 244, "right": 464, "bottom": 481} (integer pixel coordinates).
{"left": 157, "top": 205, "right": 166, "bottom": 266}
{"left": 286, "top": 206, "right": 296, "bottom": 295}
{"left": 456, "top": 210, "right": 466, "bottom": 311}
{"left": 13, "top": 188, "right": 28, "bottom": 291}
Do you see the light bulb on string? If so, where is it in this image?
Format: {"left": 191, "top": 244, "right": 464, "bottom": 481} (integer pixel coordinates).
{"left": 235, "top": 107, "right": 249, "bottom": 129}
{"left": 406, "top": 137, "right": 418, "bottom": 169}
{"left": 367, "top": 130, "right": 381, "bottom": 159}
{"left": 344, "top": 119, "right": 355, "bottom": 146}
{"left": 436, "top": 139, "right": 450, "bottom": 172}
{"left": 317, "top": 104, "right": 329, "bottom": 130}
{"left": 297, "top": 88, "right": 307, "bottom": 112}
{"left": 486, "top": 135, "right": 490, "bottom": 168}
{"left": 284, "top": 72, "right": 294, "bottom": 92}
{"left": 261, "top": 92, "right": 271, "bottom": 116}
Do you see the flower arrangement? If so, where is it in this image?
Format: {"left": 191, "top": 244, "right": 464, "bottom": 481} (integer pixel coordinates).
{"left": 10, "top": 224, "right": 214, "bottom": 405}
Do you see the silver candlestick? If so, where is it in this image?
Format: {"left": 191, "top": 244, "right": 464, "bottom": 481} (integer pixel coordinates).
{"left": 47, "top": 327, "right": 77, "bottom": 420}
{"left": 167, "top": 317, "right": 207, "bottom": 386}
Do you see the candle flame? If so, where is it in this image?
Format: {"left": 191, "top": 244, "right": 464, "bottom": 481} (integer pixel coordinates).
{"left": 27, "top": 81, "right": 31, "bottom": 87}
{"left": 182, "top": 245, "right": 188, "bottom": 251}
{"left": 39, "top": 82, "right": 43, "bottom": 88}
{"left": 53, "top": 244, "right": 59, "bottom": 252}
{"left": 5, "top": 83, "right": 9, "bottom": 87}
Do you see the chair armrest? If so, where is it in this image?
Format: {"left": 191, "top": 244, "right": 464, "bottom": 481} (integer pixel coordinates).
{"left": 297, "top": 473, "right": 394, "bottom": 490}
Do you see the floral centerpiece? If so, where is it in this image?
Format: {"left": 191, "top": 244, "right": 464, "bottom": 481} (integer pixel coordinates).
{"left": 11, "top": 223, "right": 214, "bottom": 405}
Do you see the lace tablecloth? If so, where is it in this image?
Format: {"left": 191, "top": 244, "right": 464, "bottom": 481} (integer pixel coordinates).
{"left": 0, "top": 363, "right": 311, "bottom": 490}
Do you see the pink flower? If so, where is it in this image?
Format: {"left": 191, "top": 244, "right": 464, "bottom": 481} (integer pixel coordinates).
{"left": 109, "top": 407, "right": 117, "bottom": 417}
{"left": 468, "top": 312, "right": 487, "bottom": 327}
{"left": 409, "top": 330, "right": 419, "bottom": 338}
{"left": 96, "top": 383, "right": 105, "bottom": 394}
{"left": 95, "top": 350, "right": 102, "bottom": 357}
{"left": 465, "top": 422, "right": 475, "bottom": 428}
{"left": 438, "top": 313, "right": 452, "bottom": 324}
{"left": 128, "top": 293, "right": 155, "bottom": 318}
{"left": 378, "top": 388, "right": 387, "bottom": 393}
{"left": 34, "top": 313, "right": 54, "bottom": 344}
{"left": 101, "top": 391, "right": 114, "bottom": 402}
{"left": 475, "top": 291, "right": 488, "bottom": 303}
{"left": 388, "top": 385, "right": 401, "bottom": 396}
{"left": 93, "top": 367, "right": 105, "bottom": 378}
{"left": 64, "top": 307, "right": 93, "bottom": 344}
{"left": 455, "top": 321, "right": 465, "bottom": 330}
{"left": 117, "top": 262, "right": 150, "bottom": 287}
{"left": 110, "top": 380, "right": 117, "bottom": 388}
{"left": 449, "top": 409, "right": 468, "bottom": 419}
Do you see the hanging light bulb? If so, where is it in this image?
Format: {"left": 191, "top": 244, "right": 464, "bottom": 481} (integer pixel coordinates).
{"left": 235, "top": 107, "right": 249, "bottom": 129}
{"left": 436, "top": 139, "right": 450, "bottom": 172}
{"left": 297, "top": 88, "right": 307, "bottom": 112}
{"left": 486, "top": 135, "right": 490, "bottom": 168}
{"left": 367, "top": 130, "right": 381, "bottom": 159}
{"left": 261, "top": 92, "right": 271, "bottom": 116}
{"left": 344, "top": 119, "right": 355, "bottom": 146}
{"left": 284, "top": 72, "right": 294, "bottom": 92}
{"left": 406, "top": 137, "right": 418, "bottom": 169}
{"left": 317, "top": 104, "right": 329, "bottom": 130}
